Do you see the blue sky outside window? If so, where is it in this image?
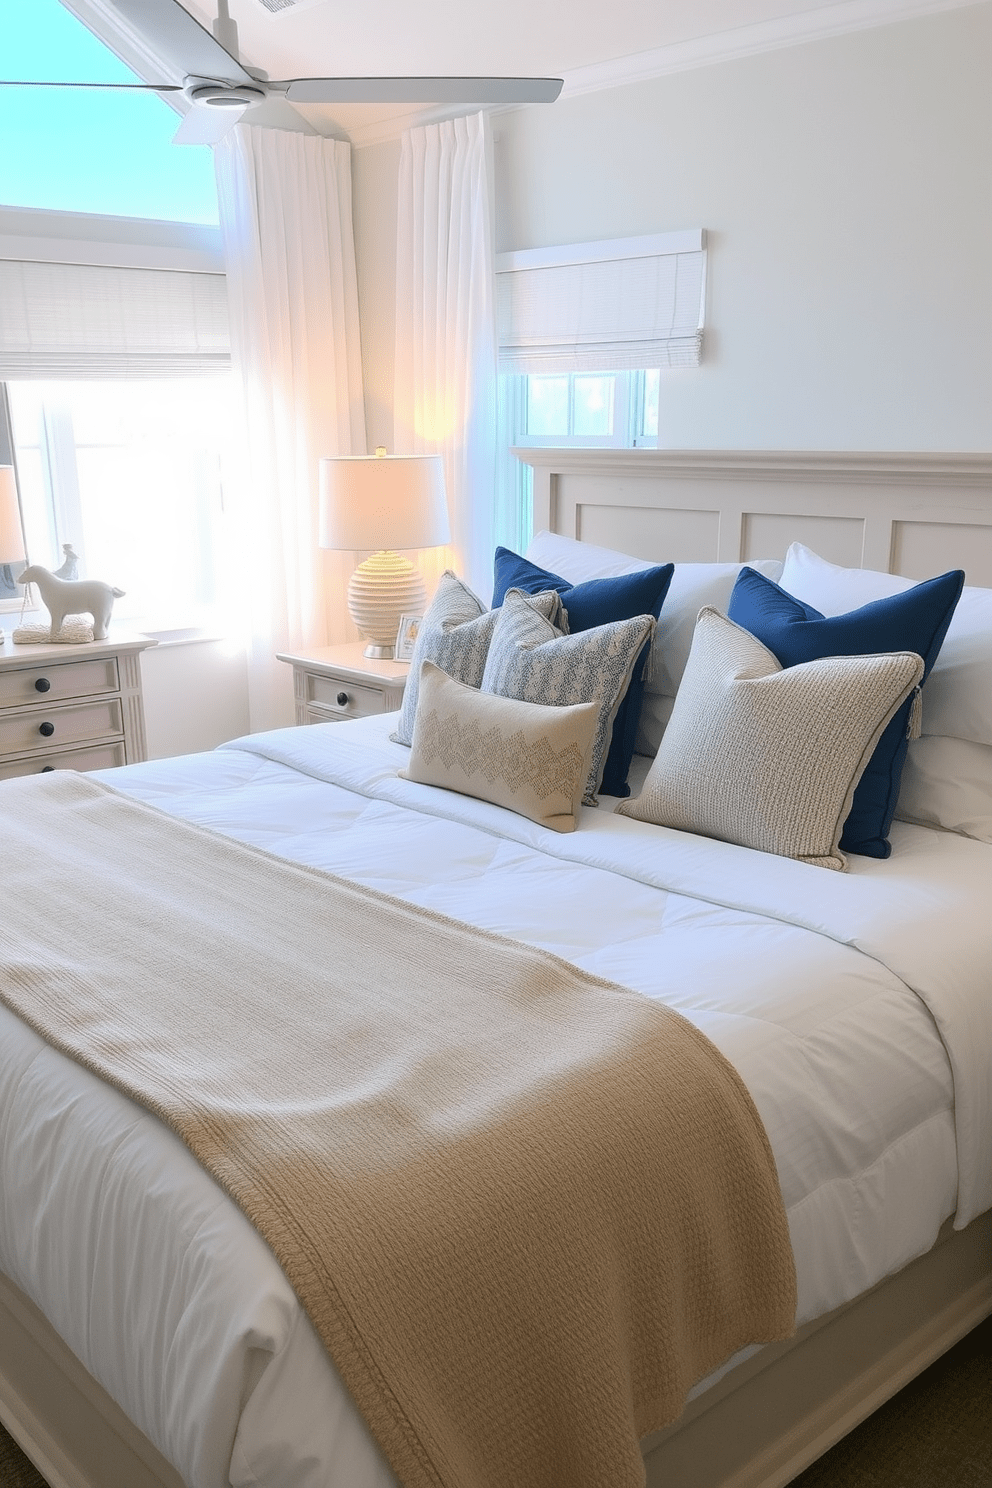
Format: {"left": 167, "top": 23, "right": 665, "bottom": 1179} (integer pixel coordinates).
{"left": 0, "top": 0, "right": 218, "bottom": 223}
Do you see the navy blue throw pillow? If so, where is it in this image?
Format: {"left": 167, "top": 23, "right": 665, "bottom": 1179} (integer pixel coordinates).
{"left": 728, "top": 565, "right": 964, "bottom": 858}
{"left": 492, "top": 548, "right": 674, "bottom": 797}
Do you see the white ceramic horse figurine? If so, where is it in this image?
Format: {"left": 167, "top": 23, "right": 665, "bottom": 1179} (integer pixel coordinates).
{"left": 19, "top": 565, "right": 125, "bottom": 642}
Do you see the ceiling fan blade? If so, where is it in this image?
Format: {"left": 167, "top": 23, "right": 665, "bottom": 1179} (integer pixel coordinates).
{"left": 102, "top": 0, "right": 255, "bottom": 86}
{"left": 172, "top": 99, "right": 247, "bottom": 145}
{"left": 284, "top": 76, "right": 564, "bottom": 106}
{"left": 0, "top": 79, "right": 181, "bottom": 92}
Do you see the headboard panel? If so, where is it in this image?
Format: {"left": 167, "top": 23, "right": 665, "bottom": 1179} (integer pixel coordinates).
{"left": 514, "top": 450, "right": 992, "bottom": 586}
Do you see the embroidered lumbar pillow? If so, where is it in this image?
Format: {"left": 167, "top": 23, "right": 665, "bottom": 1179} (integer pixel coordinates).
{"left": 400, "top": 662, "right": 599, "bottom": 832}
{"left": 480, "top": 588, "right": 656, "bottom": 805}
{"left": 617, "top": 608, "right": 924, "bottom": 870}
{"left": 392, "top": 571, "right": 564, "bottom": 746}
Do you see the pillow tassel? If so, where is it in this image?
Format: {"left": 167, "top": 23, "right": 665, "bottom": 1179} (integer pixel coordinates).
{"left": 907, "top": 685, "right": 923, "bottom": 740}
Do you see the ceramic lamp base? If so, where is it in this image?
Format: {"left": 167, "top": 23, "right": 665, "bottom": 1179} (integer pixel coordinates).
{"left": 347, "top": 551, "right": 426, "bottom": 659}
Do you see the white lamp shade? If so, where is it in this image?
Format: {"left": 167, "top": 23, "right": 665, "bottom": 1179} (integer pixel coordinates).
{"left": 319, "top": 453, "right": 449, "bottom": 552}
{"left": 0, "top": 466, "right": 26, "bottom": 564}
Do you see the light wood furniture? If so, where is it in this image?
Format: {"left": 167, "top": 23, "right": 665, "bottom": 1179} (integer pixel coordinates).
{"left": 2, "top": 451, "right": 990, "bottom": 1488}
{"left": 520, "top": 449, "right": 992, "bottom": 587}
{"left": 276, "top": 642, "right": 408, "bottom": 725}
{"left": 0, "top": 633, "right": 156, "bottom": 781}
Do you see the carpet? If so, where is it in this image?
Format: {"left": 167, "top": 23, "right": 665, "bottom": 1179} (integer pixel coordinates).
{"left": 789, "top": 1311, "right": 992, "bottom": 1486}
{"left": 0, "top": 1425, "right": 46, "bottom": 1488}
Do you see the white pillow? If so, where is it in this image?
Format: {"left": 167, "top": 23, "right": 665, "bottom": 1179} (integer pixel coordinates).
{"left": 525, "top": 530, "right": 658, "bottom": 584}
{"left": 524, "top": 533, "right": 784, "bottom": 756}
{"left": 779, "top": 543, "right": 992, "bottom": 748}
{"left": 895, "top": 735, "right": 992, "bottom": 844}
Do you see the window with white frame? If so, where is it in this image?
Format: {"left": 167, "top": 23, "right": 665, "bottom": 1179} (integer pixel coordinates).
{"left": 514, "top": 368, "right": 661, "bottom": 447}
{"left": 3, "top": 376, "right": 236, "bottom": 634}
{"left": 0, "top": 216, "right": 237, "bottom": 636}
{"left": 494, "top": 231, "right": 705, "bottom": 548}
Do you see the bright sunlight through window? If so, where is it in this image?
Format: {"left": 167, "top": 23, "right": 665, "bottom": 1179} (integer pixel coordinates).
{"left": 8, "top": 378, "right": 237, "bottom": 635}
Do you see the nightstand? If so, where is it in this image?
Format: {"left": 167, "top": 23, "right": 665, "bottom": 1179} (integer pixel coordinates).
{"left": 277, "top": 643, "right": 409, "bottom": 725}
{"left": 0, "top": 633, "right": 156, "bottom": 781}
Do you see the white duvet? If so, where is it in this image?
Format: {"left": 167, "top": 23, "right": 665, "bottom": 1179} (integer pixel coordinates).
{"left": 1, "top": 713, "right": 990, "bottom": 1488}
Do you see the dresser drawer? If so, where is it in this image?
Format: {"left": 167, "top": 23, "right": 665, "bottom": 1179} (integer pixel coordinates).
{"left": 307, "top": 675, "right": 389, "bottom": 717}
{"left": 0, "top": 740, "right": 128, "bottom": 781}
{"left": 0, "top": 657, "right": 120, "bottom": 708}
{"left": 0, "top": 698, "right": 124, "bottom": 757}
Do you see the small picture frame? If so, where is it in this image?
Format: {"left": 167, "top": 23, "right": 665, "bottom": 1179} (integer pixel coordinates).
{"left": 395, "top": 613, "right": 422, "bottom": 662}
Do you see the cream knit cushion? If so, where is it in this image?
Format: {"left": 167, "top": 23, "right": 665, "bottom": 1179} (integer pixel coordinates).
{"left": 400, "top": 662, "right": 599, "bottom": 832}
{"left": 481, "top": 588, "right": 656, "bottom": 806}
{"left": 618, "top": 608, "right": 925, "bottom": 870}
{"left": 391, "top": 572, "right": 564, "bottom": 745}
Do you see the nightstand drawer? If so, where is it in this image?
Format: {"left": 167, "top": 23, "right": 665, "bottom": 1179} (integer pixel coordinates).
{"left": 0, "top": 657, "right": 120, "bottom": 708}
{"left": 0, "top": 697, "right": 124, "bottom": 757}
{"left": 307, "top": 675, "right": 389, "bottom": 717}
{"left": 277, "top": 644, "right": 408, "bottom": 727}
{"left": 0, "top": 740, "right": 128, "bottom": 781}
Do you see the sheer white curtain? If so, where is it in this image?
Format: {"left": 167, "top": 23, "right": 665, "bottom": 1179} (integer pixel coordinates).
{"left": 394, "top": 111, "right": 498, "bottom": 605}
{"left": 214, "top": 125, "right": 366, "bottom": 732}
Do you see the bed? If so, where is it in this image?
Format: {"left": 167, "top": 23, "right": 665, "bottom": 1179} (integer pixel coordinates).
{"left": 1, "top": 449, "right": 990, "bottom": 1488}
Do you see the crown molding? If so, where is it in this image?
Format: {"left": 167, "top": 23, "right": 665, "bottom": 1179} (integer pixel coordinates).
{"left": 344, "top": 102, "right": 477, "bottom": 150}
{"left": 559, "top": 0, "right": 984, "bottom": 98}
{"left": 349, "top": 0, "right": 983, "bottom": 148}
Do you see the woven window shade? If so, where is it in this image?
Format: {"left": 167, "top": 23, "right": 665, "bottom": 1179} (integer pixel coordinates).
{"left": 0, "top": 259, "right": 230, "bottom": 379}
{"left": 496, "top": 229, "right": 705, "bottom": 375}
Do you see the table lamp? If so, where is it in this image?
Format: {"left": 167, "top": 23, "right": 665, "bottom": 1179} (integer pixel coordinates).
{"left": 319, "top": 449, "right": 449, "bottom": 659}
{"left": 0, "top": 465, "right": 26, "bottom": 646}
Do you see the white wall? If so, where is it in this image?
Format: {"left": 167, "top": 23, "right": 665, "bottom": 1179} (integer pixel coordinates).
{"left": 354, "top": 2, "right": 992, "bottom": 454}
{"left": 140, "top": 637, "right": 250, "bottom": 760}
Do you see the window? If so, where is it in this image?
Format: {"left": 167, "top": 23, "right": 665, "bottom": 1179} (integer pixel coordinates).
{"left": 0, "top": 2, "right": 234, "bottom": 636}
{"left": 4, "top": 376, "right": 237, "bottom": 635}
{"left": 514, "top": 369, "right": 660, "bottom": 448}
{"left": 494, "top": 231, "right": 704, "bottom": 548}
{"left": 494, "top": 369, "right": 661, "bottom": 552}
{"left": 0, "top": 201, "right": 234, "bottom": 635}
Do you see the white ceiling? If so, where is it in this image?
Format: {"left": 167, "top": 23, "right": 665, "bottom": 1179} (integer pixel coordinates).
{"left": 77, "top": 0, "right": 980, "bottom": 145}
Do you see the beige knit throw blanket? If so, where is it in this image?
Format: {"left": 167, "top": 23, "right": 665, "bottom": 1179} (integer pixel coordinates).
{"left": 0, "top": 773, "right": 796, "bottom": 1488}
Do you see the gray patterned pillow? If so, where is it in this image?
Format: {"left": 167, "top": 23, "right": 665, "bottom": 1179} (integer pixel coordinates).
{"left": 480, "top": 588, "right": 656, "bottom": 805}
{"left": 392, "top": 572, "right": 564, "bottom": 745}
{"left": 617, "top": 607, "right": 924, "bottom": 869}
{"left": 400, "top": 662, "right": 599, "bottom": 832}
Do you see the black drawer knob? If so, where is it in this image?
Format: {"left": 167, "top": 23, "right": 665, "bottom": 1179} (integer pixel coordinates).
{"left": 34, "top": 676, "right": 51, "bottom": 693}
{"left": 39, "top": 720, "right": 55, "bottom": 737}
{"left": 41, "top": 765, "right": 55, "bottom": 773}
{"left": 336, "top": 690, "right": 349, "bottom": 707}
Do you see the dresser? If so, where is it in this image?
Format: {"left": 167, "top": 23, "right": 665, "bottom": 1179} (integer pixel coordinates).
{"left": 0, "top": 634, "right": 156, "bottom": 781}
{"left": 276, "top": 643, "right": 409, "bottom": 726}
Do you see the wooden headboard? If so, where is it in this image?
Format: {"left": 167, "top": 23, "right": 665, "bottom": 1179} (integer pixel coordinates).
{"left": 514, "top": 450, "right": 992, "bottom": 587}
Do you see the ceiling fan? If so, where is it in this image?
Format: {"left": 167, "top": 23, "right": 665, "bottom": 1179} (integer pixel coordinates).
{"left": 5, "top": 0, "right": 563, "bottom": 144}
